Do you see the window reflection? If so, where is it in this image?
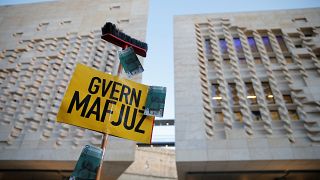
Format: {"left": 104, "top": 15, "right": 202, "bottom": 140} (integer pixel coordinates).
{"left": 247, "top": 37, "right": 258, "bottom": 53}
{"left": 276, "top": 35, "right": 288, "bottom": 52}
{"left": 219, "top": 39, "right": 228, "bottom": 54}
{"left": 233, "top": 38, "right": 244, "bottom": 54}
{"left": 262, "top": 36, "right": 273, "bottom": 52}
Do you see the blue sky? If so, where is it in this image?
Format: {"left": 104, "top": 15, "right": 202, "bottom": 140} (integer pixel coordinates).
{"left": 1, "top": 0, "right": 320, "bottom": 122}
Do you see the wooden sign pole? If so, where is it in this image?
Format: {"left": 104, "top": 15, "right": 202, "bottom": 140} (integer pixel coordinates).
{"left": 95, "top": 45, "right": 127, "bottom": 180}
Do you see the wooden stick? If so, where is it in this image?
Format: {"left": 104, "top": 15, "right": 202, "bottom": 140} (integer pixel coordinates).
{"left": 96, "top": 133, "right": 108, "bottom": 180}
{"left": 95, "top": 45, "right": 127, "bottom": 180}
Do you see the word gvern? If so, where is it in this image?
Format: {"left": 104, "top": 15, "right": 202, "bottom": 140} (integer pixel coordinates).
{"left": 67, "top": 76, "right": 147, "bottom": 134}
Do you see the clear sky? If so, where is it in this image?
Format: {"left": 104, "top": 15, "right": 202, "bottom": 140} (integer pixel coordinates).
{"left": 0, "top": 0, "right": 320, "bottom": 142}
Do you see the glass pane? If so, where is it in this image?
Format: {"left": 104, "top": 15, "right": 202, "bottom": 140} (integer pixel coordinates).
{"left": 276, "top": 35, "right": 288, "bottom": 52}
{"left": 233, "top": 38, "right": 244, "bottom": 54}
{"left": 211, "top": 84, "right": 221, "bottom": 106}
{"left": 262, "top": 36, "right": 273, "bottom": 52}
{"left": 247, "top": 37, "right": 258, "bottom": 53}
{"left": 219, "top": 39, "right": 228, "bottom": 54}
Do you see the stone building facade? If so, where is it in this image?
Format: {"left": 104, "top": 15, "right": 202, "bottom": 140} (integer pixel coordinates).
{"left": 0, "top": 0, "right": 148, "bottom": 179}
{"left": 174, "top": 8, "right": 320, "bottom": 179}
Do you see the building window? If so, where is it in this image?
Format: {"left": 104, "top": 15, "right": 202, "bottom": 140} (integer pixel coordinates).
{"left": 262, "top": 82, "right": 275, "bottom": 104}
{"left": 276, "top": 35, "right": 288, "bottom": 52}
{"left": 215, "top": 112, "right": 224, "bottom": 122}
{"left": 295, "top": 44, "right": 303, "bottom": 48}
{"left": 219, "top": 39, "right": 228, "bottom": 54}
{"left": 301, "top": 27, "right": 314, "bottom": 37}
{"left": 262, "top": 36, "right": 273, "bottom": 52}
{"left": 270, "top": 110, "right": 280, "bottom": 121}
{"left": 254, "top": 57, "right": 262, "bottom": 64}
{"left": 251, "top": 111, "right": 262, "bottom": 121}
{"left": 283, "top": 94, "right": 293, "bottom": 104}
{"left": 289, "top": 110, "right": 299, "bottom": 120}
{"left": 233, "top": 38, "right": 244, "bottom": 54}
{"left": 285, "top": 56, "right": 293, "bottom": 64}
{"left": 247, "top": 37, "right": 258, "bottom": 53}
{"left": 211, "top": 84, "right": 221, "bottom": 106}
{"left": 228, "top": 83, "right": 239, "bottom": 106}
{"left": 239, "top": 57, "right": 246, "bottom": 64}
{"left": 234, "top": 111, "right": 243, "bottom": 122}
{"left": 245, "top": 82, "right": 257, "bottom": 105}
{"left": 269, "top": 57, "right": 278, "bottom": 63}
{"left": 292, "top": 17, "right": 308, "bottom": 23}
{"left": 204, "top": 38, "right": 213, "bottom": 56}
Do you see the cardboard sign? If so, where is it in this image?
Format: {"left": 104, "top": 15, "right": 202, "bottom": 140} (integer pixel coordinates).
{"left": 57, "top": 63, "right": 154, "bottom": 144}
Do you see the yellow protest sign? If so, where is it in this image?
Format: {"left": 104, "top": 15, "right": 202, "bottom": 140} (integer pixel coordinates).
{"left": 57, "top": 63, "right": 154, "bottom": 144}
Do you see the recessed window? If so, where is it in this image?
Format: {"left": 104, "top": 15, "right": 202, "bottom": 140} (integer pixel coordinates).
{"left": 251, "top": 111, "right": 262, "bottom": 121}
{"left": 219, "top": 39, "right": 228, "bottom": 54}
{"left": 295, "top": 44, "right": 303, "bottom": 48}
{"left": 254, "top": 57, "right": 262, "bottom": 64}
{"left": 269, "top": 57, "right": 278, "bottom": 63}
{"left": 110, "top": 4, "right": 121, "bottom": 10}
{"left": 270, "top": 110, "right": 280, "bottom": 121}
{"left": 283, "top": 94, "right": 293, "bottom": 104}
{"left": 262, "top": 36, "right": 273, "bottom": 52}
{"left": 239, "top": 57, "right": 246, "bottom": 64}
{"left": 285, "top": 56, "right": 293, "bottom": 64}
{"left": 292, "top": 17, "right": 308, "bottom": 23}
{"left": 204, "top": 38, "right": 213, "bottom": 57}
{"left": 215, "top": 112, "right": 224, "bottom": 122}
{"left": 228, "top": 83, "right": 239, "bottom": 106}
{"left": 234, "top": 111, "right": 243, "bottom": 122}
{"left": 245, "top": 82, "right": 257, "bottom": 105}
{"left": 289, "top": 110, "right": 299, "bottom": 120}
{"left": 247, "top": 37, "right": 258, "bottom": 53}
{"left": 233, "top": 37, "right": 244, "bottom": 54}
{"left": 301, "top": 27, "right": 314, "bottom": 37}
{"left": 211, "top": 83, "right": 222, "bottom": 106}
{"left": 276, "top": 35, "right": 288, "bottom": 52}
{"left": 262, "top": 82, "right": 275, "bottom": 104}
